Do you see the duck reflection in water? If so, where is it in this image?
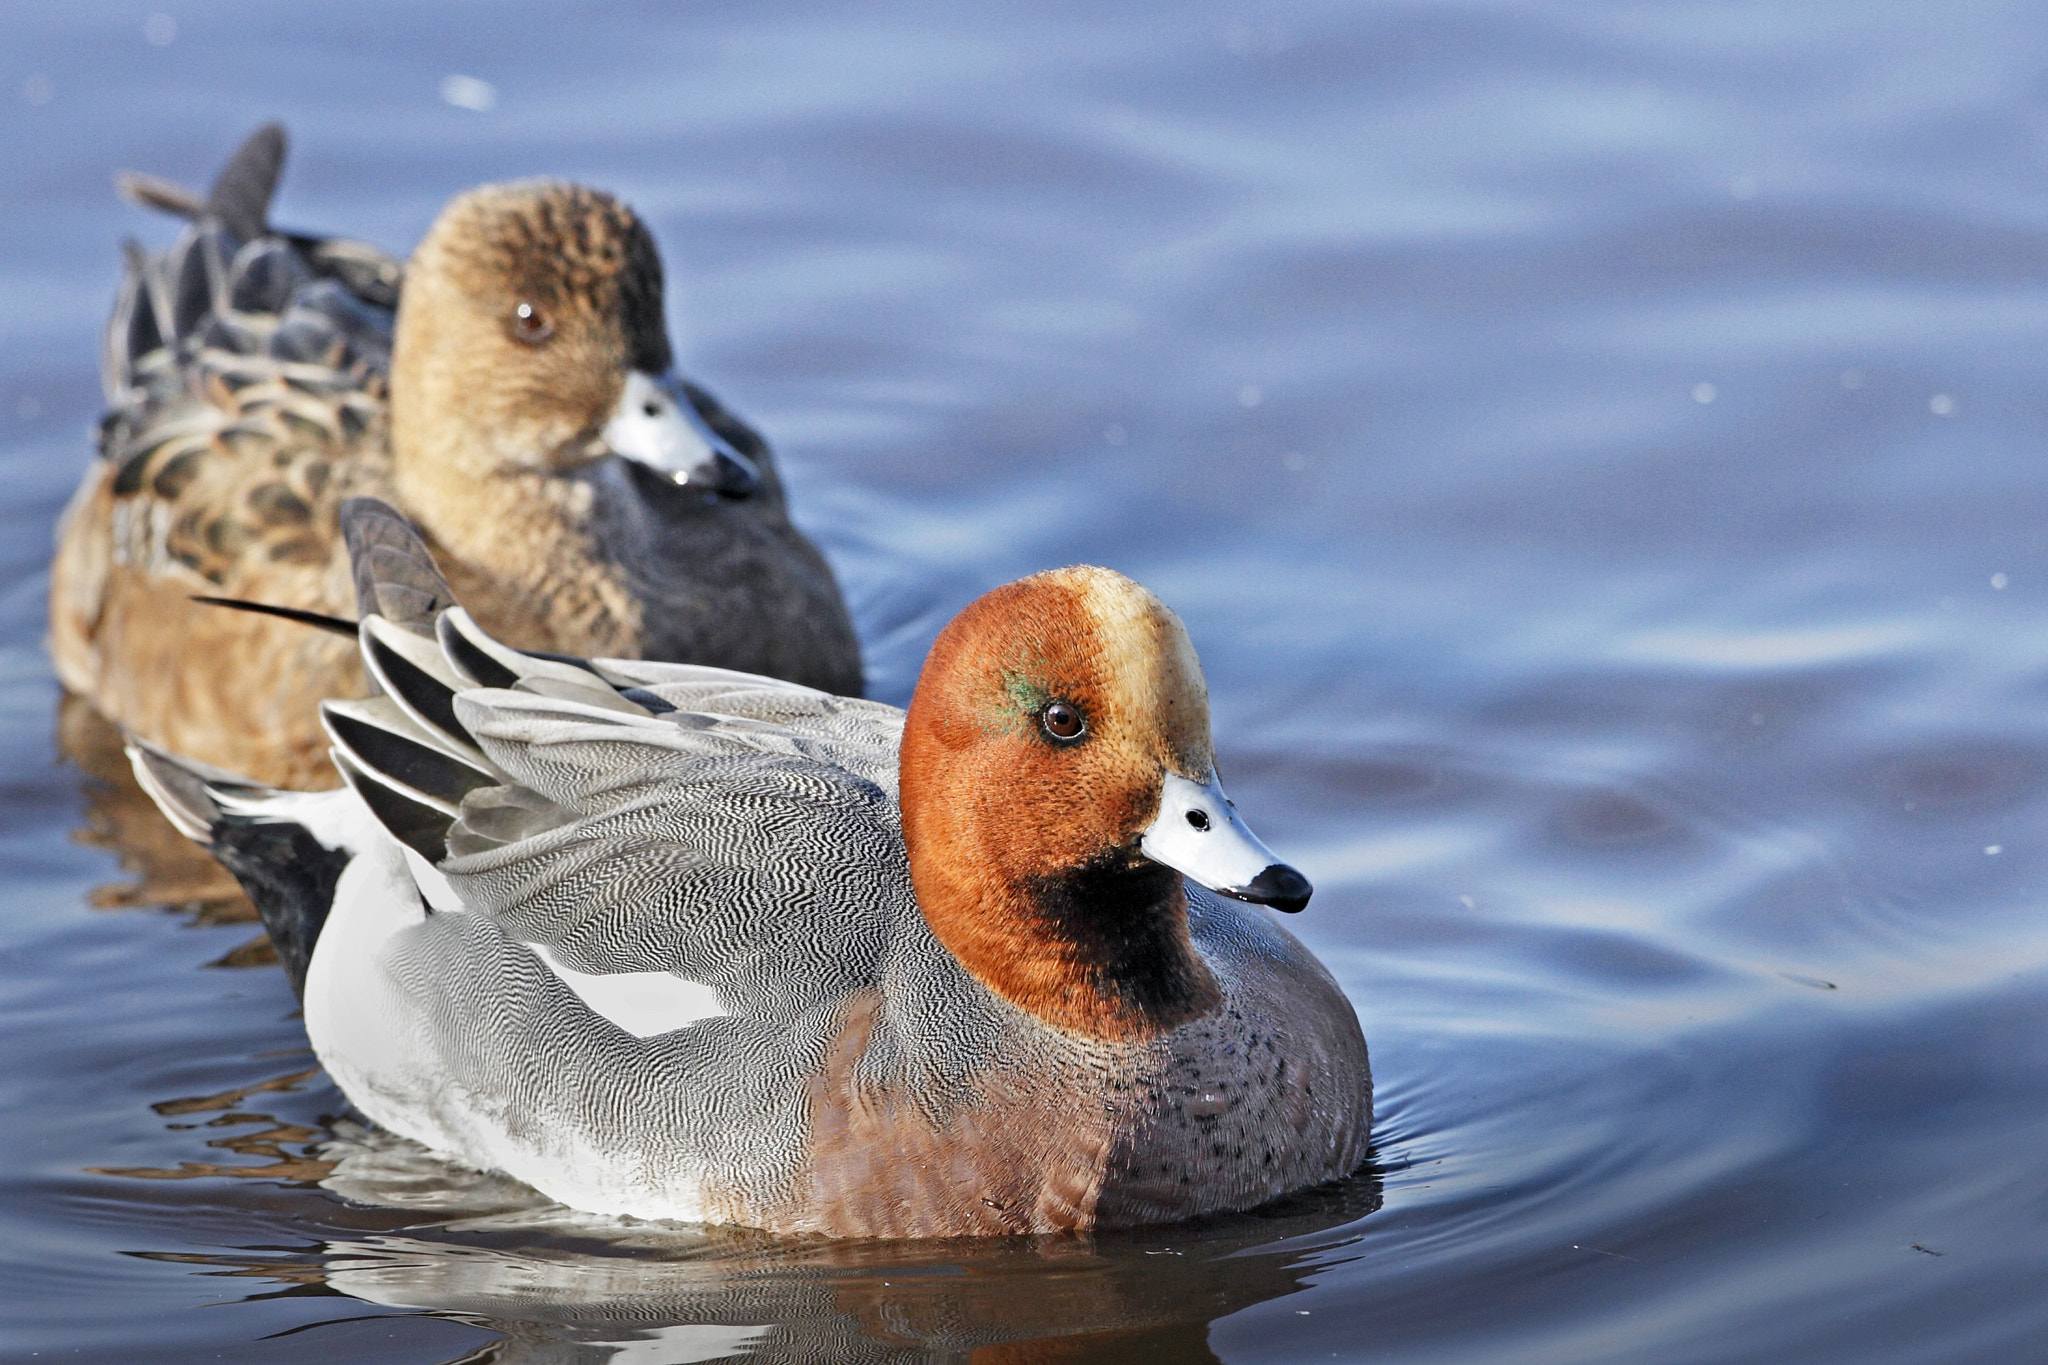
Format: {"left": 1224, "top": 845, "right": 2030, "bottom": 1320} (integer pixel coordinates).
{"left": 130, "top": 1120, "right": 1383, "bottom": 1365}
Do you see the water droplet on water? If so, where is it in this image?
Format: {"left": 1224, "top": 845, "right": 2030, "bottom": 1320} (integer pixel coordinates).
{"left": 440, "top": 74, "right": 497, "bottom": 112}
{"left": 1929, "top": 393, "right": 1954, "bottom": 416}
{"left": 1991, "top": 573, "right": 2008, "bottom": 590}
{"left": 1693, "top": 382, "right": 1717, "bottom": 404}
{"left": 143, "top": 13, "right": 177, "bottom": 46}
{"left": 1985, "top": 845, "right": 2003, "bottom": 856}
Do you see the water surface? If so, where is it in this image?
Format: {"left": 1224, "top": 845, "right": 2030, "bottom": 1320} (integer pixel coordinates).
{"left": 5, "top": 2, "right": 2048, "bottom": 1361}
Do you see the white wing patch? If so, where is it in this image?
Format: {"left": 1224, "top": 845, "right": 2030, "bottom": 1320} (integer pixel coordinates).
{"left": 609, "top": 1323, "right": 774, "bottom": 1364}
{"left": 523, "top": 941, "right": 728, "bottom": 1039}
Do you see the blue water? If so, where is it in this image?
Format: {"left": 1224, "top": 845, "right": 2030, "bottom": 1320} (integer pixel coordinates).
{"left": 6, "top": 2, "right": 2048, "bottom": 1360}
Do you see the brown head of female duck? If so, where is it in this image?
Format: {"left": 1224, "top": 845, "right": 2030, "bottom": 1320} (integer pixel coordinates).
{"left": 388, "top": 180, "right": 859, "bottom": 684}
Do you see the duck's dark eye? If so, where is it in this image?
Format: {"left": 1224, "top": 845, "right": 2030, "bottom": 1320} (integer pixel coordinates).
{"left": 1186, "top": 809, "right": 1211, "bottom": 831}
{"left": 510, "top": 301, "right": 553, "bottom": 344}
{"left": 1041, "top": 701, "right": 1086, "bottom": 742}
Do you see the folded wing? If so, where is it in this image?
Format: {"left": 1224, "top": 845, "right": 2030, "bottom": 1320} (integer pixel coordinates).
{"left": 326, "top": 499, "right": 911, "bottom": 1027}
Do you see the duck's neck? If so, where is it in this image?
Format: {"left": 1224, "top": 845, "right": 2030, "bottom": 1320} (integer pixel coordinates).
{"left": 914, "top": 844, "right": 1222, "bottom": 1042}
{"left": 393, "top": 460, "right": 644, "bottom": 659}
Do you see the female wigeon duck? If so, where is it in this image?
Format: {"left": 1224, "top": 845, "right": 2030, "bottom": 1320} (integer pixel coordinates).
{"left": 51, "top": 125, "right": 861, "bottom": 791}
{"left": 130, "top": 500, "right": 1369, "bottom": 1237}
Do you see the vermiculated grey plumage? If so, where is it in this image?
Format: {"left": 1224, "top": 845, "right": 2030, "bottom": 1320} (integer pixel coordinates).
{"left": 130, "top": 501, "right": 1369, "bottom": 1236}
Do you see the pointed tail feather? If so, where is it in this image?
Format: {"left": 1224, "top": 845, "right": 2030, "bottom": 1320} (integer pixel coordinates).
{"left": 114, "top": 170, "right": 208, "bottom": 221}
{"left": 189, "top": 595, "right": 360, "bottom": 638}
{"left": 126, "top": 734, "right": 246, "bottom": 841}
{"left": 126, "top": 735, "right": 358, "bottom": 1000}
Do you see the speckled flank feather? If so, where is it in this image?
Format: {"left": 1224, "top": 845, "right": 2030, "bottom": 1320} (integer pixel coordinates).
{"left": 52, "top": 125, "right": 861, "bottom": 788}
{"left": 132, "top": 509, "right": 1369, "bottom": 1236}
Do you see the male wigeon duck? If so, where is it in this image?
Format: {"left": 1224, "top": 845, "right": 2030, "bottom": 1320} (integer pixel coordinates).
{"left": 130, "top": 500, "right": 1369, "bottom": 1237}
{"left": 51, "top": 125, "right": 861, "bottom": 790}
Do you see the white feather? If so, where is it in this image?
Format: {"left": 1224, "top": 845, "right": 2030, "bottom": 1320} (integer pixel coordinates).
{"left": 522, "top": 941, "right": 728, "bottom": 1039}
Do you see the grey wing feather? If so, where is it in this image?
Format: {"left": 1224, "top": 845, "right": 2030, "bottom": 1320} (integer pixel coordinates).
{"left": 100, "top": 124, "right": 399, "bottom": 420}
{"left": 340, "top": 497, "right": 459, "bottom": 633}
{"left": 461, "top": 684, "right": 903, "bottom": 800}
{"left": 317, "top": 513, "right": 912, "bottom": 1017}
{"left": 434, "top": 690, "right": 909, "bottom": 1019}
{"left": 586, "top": 658, "right": 905, "bottom": 793}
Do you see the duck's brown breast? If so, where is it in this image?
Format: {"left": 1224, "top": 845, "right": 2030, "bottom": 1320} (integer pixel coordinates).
{"left": 763, "top": 992, "right": 1122, "bottom": 1238}
{"left": 750, "top": 933, "right": 1369, "bottom": 1239}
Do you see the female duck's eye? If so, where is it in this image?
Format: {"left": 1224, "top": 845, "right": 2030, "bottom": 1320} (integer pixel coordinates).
{"left": 1041, "top": 701, "right": 1086, "bottom": 742}
{"left": 510, "top": 301, "right": 553, "bottom": 344}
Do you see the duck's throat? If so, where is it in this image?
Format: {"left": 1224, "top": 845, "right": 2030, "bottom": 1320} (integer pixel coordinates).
{"left": 935, "top": 854, "right": 1223, "bottom": 1041}
{"left": 402, "top": 484, "right": 644, "bottom": 660}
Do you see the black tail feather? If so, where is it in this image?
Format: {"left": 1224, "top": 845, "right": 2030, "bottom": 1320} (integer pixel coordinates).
{"left": 208, "top": 816, "right": 349, "bottom": 999}
{"left": 190, "top": 595, "right": 360, "bottom": 638}
{"left": 332, "top": 752, "right": 452, "bottom": 864}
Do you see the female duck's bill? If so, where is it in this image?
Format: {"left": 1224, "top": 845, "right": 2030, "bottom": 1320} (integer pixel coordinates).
{"left": 127, "top": 502, "right": 1368, "bottom": 1236}
{"left": 602, "top": 371, "right": 758, "bottom": 497}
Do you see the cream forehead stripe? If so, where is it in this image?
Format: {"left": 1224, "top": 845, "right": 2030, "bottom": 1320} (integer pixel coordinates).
{"left": 1062, "top": 567, "right": 1214, "bottom": 777}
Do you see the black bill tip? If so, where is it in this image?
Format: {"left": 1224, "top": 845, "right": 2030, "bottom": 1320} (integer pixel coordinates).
{"left": 710, "top": 448, "right": 759, "bottom": 499}
{"left": 1226, "top": 862, "right": 1313, "bottom": 913}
